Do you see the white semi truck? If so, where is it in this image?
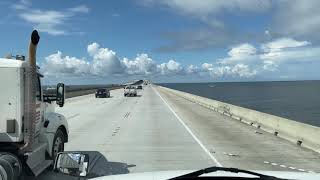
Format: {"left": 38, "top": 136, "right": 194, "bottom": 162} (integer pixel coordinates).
{"left": 0, "top": 30, "right": 69, "bottom": 180}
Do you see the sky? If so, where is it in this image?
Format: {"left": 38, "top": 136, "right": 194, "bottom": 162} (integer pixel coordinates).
{"left": 0, "top": 0, "right": 320, "bottom": 84}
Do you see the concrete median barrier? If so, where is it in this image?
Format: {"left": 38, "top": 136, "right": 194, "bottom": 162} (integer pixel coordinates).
{"left": 157, "top": 85, "right": 320, "bottom": 153}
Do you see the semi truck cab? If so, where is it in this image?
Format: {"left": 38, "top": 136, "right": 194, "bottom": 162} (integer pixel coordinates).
{"left": 0, "top": 30, "right": 69, "bottom": 179}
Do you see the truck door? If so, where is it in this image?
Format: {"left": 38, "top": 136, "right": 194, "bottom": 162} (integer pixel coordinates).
{"left": 35, "top": 75, "right": 43, "bottom": 137}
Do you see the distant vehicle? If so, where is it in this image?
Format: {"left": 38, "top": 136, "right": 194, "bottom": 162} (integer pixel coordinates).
{"left": 124, "top": 86, "right": 137, "bottom": 97}
{"left": 137, "top": 85, "right": 143, "bottom": 89}
{"left": 95, "top": 88, "right": 110, "bottom": 98}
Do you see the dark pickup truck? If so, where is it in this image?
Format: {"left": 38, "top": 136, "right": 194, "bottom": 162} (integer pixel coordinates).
{"left": 95, "top": 88, "right": 110, "bottom": 98}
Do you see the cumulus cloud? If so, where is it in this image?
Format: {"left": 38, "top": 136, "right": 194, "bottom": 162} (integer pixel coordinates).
{"left": 201, "top": 63, "right": 213, "bottom": 72}
{"left": 158, "top": 60, "right": 184, "bottom": 75}
{"left": 201, "top": 37, "right": 320, "bottom": 78}
{"left": 186, "top": 65, "right": 199, "bottom": 74}
{"left": 43, "top": 37, "right": 320, "bottom": 81}
{"left": 263, "top": 61, "right": 278, "bottom": 71}
{"left": 87, "top": 43, "right": 125, "bottom": 76}
{"left": 228, "top": 43, "right": 257, "bottom": 57}
{"left": 230, "top": 64, "right": 257, "bottom": 78}
{"left": 219, "top": 43, "right": 258, "bottom": 64}
{"left": 42, "top": 51, "right": 90, "bottom": 76}
{"left": 123, "top": 54, "right": 157, "bottom": 75}
{"left": 43, "top": 43, "right": 202, "bottom": 79}
{"left": 87, "top": 42, "right": 100, "bottom": 56}
{"left": 203, "top": 63, "right": 257, "bottom": 78}
{"left": 214, "top": 38, "right": 318, "bottom": 73}
{"left": 259, "top": 38, "right": 317, "bottom": 64}
{"left": 261, "top": 38, "right": 310, "bottom": 53}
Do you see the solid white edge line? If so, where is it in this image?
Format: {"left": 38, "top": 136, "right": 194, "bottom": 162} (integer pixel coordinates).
{"left": 153, "top": 86, "right": 223, "bottom": 167}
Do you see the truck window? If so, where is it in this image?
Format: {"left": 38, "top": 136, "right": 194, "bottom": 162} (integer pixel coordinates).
{"left": 36, "top": 75, "right": 42, "bottom": 101}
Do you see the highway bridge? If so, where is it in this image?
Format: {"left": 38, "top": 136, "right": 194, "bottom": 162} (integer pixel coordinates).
{"left": 47, "top": 84, "right": 320, "bottom": 177}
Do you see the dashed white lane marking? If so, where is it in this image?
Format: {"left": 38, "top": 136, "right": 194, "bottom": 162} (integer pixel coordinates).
{"left": 153, "top": 86, "right": 223, "bottom": 167}
{"left": 264, "top": 161, "right": 315, "bottom": 173}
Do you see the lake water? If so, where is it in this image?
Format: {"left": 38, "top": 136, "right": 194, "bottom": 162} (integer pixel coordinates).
{"left": 159, "top": 81, "right": 320, "bottom": 127}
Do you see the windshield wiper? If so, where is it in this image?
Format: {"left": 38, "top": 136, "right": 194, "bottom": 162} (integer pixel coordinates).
{"left": 169, "top": 166, "right": 287, "bottom": 180}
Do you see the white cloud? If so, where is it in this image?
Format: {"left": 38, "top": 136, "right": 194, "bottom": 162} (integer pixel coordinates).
{"left": 219, "top": 43, "right": 258, "bottom": 64}
{"left": 207, "top": 64, "right": 257, "bottom": 78}
{"left": 42, "top": 51, "right": 90, "bottom": 76}
{"left": 87, "top": 42, "right": 100, "bottom": 56}
{"left": 158, "top": 60, "right": 184, "bottom": 75}
{"left": 12, "top": 0, "right": 30, "bottom": 10}
{"left": 263, "top": 61, "right": 278, "bottom": 71}
{"left": 186, "top": 65, "right": 199, "bottom": 74}
{"left": 260, "top": 46, "right": 320, "bottom": 63}
{"left": 261, "top": 38, "right": 310, "bottom": 53}
{"left": 260, "top": 38, "right": 317, "bottom": 64}
{"left": 123, "top": 54, "right": 157, "bottom": 75}
{"left": 228, "top": 43, "right": 257, "bottom": 57}
{"left": 214, "top": 38, "right": 318, "bottom": 75}
{"left": 68, "top": 5, "right": 90, "bottom": 13}
{"left": 231, "top": 64, "right": 257, "bottom": 77}
{"left": 43, "top": 38, "right": 320, "bottom": 81}
{"left": 19, "top": 10, "right": 69, "bottom": 35}
{"left": 201, "top": 63, "right": 213, "bottom": 72}
{"left": 14, "top": 2, "right": 89, "bottom": 35}
{"left": 87, "top": 42, "right": 125, "bottom": 76}
{"left": 45, "top": 42, "right": 200, "bottom": 78}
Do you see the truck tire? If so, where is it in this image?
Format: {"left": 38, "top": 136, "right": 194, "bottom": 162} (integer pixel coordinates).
{"left": 0, "top": 158, "right": 12, "bottom": 180}
{"left": 0, "top": 165, "right": 8, "bottom": 180}
{"left": 52, "top": 129, "right": 65, "bottom": 160}
{"left": 0, "top": 153, "right": 21, "bottom": 180}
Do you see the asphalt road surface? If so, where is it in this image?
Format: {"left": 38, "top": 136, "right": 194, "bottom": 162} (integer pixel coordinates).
{"left": 54, "top": 85, "right": 320, "bottom": 177}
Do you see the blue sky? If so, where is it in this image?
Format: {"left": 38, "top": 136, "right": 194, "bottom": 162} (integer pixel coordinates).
{"left": 1, "top": 0, "right": 320, "bottom": 84}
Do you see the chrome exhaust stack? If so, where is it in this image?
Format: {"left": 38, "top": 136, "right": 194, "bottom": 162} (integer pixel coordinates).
{"left": 22, "top": 30, "right": 40, "bottom": 152}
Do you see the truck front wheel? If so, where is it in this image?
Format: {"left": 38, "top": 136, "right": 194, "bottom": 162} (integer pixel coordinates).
{"left": 52, "top": 129, "right": 65, "bottom": 160}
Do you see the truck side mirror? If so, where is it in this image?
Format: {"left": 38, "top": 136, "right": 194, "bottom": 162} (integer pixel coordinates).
{"left": 54, "top": 152, "right": 89, "bottom": 177}
{"left": 56, "top": 83, "right": 65, "bottom": 107}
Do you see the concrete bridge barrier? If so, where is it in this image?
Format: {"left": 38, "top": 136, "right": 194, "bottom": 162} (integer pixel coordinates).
{"left": 157, "top": 85, "right": 320, "bottom": 153}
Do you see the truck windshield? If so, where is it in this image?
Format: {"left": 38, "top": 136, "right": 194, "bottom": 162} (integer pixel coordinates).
{"left": 2, "top": 1, "right": 320, "bottom": 179}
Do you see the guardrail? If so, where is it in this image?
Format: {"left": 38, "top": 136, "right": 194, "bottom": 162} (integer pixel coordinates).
{"left": 157, "top": 85, "right": 320, "bottom": 153}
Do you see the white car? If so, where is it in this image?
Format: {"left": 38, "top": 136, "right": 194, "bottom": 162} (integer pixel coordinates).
{"left": 124, "top": 86, "right": 137, "bottom": 97}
